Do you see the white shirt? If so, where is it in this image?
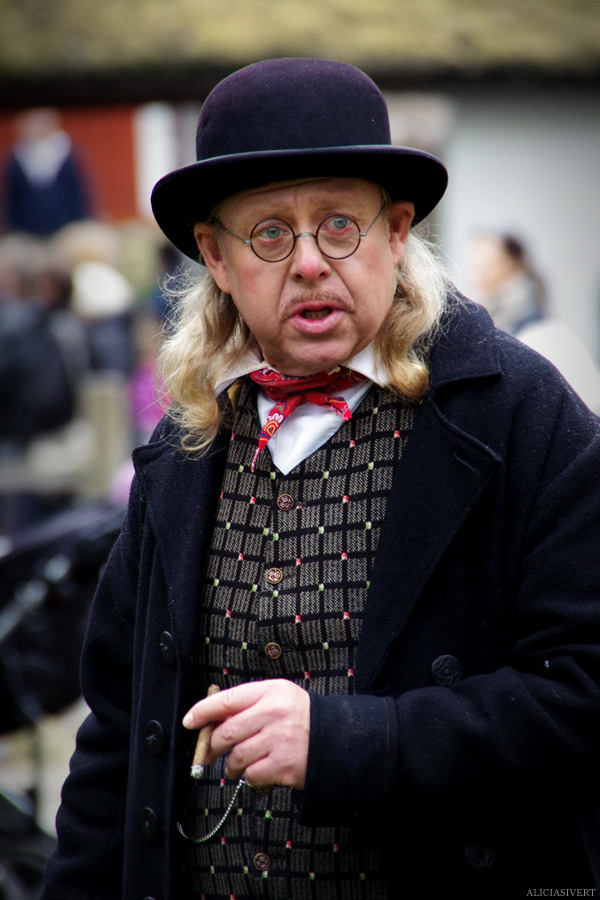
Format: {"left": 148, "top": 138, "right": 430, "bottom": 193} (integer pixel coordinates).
{"left": 215, "top": 344, "right": 389, "bottom": 475}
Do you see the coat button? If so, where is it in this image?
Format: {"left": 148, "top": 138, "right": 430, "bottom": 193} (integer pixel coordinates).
{"left": 277, "top": 493, "right": 294, "bottom": 510}
{"left": 464, "top": 843, "right": 496, "bottom": 870}
{"left": 265, "top": 642, "right": 282, "bottom": 660}
{"left": 266, "top": 567, "right": 283, "bottom": 585}
{"left": 140, "top": 807, "right": 159, "bottom": 841}
{"left": 144, "top": 720, "right": 166, "bottom": 756}
{"left": 253, "top": 852, "right": 271, "bottom": 871}
{"left": 431, "top": 654, "right": 463, "bottom": 686}
{"left": 159, "top": 631, "right": 176, "bottom": 666}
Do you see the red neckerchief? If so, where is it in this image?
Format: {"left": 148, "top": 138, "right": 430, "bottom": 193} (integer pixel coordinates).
{"left": 248, "top": 366, "right": 366, "bottom": 471}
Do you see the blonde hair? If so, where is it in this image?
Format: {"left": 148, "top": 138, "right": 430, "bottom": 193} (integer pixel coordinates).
{"left": 157, "top": 222, "right": 450, "bottom": 453}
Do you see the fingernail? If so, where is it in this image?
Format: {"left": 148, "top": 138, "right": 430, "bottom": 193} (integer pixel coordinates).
{"left": 182, "top": 713, "right": 193, "bottom": 728}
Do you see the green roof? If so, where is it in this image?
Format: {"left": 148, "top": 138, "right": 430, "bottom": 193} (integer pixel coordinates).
{"left": 2, "top": 0, "right": 599, "bottom": 104}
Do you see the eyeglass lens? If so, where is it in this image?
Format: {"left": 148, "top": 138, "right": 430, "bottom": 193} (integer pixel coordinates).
{"left": 250, "top": 215, "right": 361, "bottom": 262}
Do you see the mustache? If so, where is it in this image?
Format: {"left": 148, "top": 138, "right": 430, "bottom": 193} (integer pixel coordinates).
{"left": 281, "top": 290, "right": 353, "bottom": 318}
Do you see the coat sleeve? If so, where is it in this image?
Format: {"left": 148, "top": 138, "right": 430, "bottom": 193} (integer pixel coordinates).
{"left": 301, "top": 360, "right": 600, "bottom": 829}
{"left": 41, "top": 474, "right": 145, "bottom": 900}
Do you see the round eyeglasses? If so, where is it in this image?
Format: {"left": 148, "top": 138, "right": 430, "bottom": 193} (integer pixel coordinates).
{"left": 214, "top": 202, "right": 387, "bottom": 263}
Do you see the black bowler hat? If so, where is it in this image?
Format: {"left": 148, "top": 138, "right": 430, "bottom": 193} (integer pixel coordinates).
{"left": 151, "top": 57, "right": 449, "bottom": 262}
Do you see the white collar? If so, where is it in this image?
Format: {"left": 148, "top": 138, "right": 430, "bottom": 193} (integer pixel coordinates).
{"left": 215, "top": 341, "right": 390, "bottom": 475}
{"left": 214, "top": 341, "right": 389, "bottom": 397}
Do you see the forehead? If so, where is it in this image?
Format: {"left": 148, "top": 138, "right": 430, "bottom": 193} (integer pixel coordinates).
{"left": 216, "top": 177, "right": 382, "bottom": 221}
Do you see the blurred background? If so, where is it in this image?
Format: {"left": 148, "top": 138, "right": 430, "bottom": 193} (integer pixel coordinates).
{"left": 0, "top": 0, "right": 598, "bottom": 895}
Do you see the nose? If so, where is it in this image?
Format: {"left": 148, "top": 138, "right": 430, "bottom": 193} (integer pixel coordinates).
{"left": 289, "top": 232, "right": 331, "bottom": 282}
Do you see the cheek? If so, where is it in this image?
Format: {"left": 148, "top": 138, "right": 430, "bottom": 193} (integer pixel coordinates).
{"left": 228, "top": 270, "right": 281, "bottom": 333}
{"left": 359, "top": 254, "right": 398, "bottom": 322}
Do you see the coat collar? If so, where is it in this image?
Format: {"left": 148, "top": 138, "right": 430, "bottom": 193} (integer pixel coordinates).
{"left": 428, "top": 293, "right": 502, "bottom": 389}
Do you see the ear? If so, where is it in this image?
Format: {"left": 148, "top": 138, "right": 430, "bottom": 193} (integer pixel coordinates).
{"left": 387, "top": 201, "right": 415, "bottom": 266}
{"left": 194, "top": 223, "right": 231, "bottom": 294}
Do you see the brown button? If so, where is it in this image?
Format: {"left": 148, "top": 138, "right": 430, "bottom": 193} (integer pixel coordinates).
{"left": 265, "top": 642, "right": 282, "bottom": 660}
{"left": 266, "top": 567, "right": 283, "bottom": 585}
{"left": 253, "top": 852, "right": 271, "bottom": 871}
{"left": 277, "top": 493, "right": 294, "bottom": 510}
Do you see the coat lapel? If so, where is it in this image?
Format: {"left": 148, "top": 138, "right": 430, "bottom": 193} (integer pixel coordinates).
{"left": 356, "top": 401, "right": 501, "bottom": 692}
{"left": 356, "top": 297, "right": 503, "bottom": 692}
{"left": 132, "top": 426, "right": 229, "bottom": 642}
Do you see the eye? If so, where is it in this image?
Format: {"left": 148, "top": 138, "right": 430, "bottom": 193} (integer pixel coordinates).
{"left": 252, "top": 218, "right": 292, "bottom": 242}
{"left": 330, "top": 215, "right": 351, "bottom": 231}
{"left": 319, "top": 214, "right": 358, "bottom": 242}
{"left": 265, "top": 225, "right": 282, "bottom": 239}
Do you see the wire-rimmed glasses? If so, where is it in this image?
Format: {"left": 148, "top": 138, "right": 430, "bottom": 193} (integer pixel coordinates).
{"left": 214, "top": 202, "right": 386, "bottom": 263}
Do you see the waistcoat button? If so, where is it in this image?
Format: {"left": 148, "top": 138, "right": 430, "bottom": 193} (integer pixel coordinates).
{"left": 277, "top": 493, "right": 294, "bottom": 510}
{"left": 253, "top": 851, "right": 271, "bottom": 871}
{"left": 265, "top": 642, "right": 282, "bottom": 660}
{"left": 266, "top": 567, "right": 283, "bottom": 585}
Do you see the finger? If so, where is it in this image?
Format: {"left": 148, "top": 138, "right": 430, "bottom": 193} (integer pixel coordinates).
{"left": 222, "top": 733, "right": 269, "bottom": 780}
{"left": 182, "top": 681, "right": 264, "bottom": 729}
{"left": 220, "top": 721, "right": 308, "bottom": 789}
{"left": 227, "top": 737, "right": 307, "bottom": 791}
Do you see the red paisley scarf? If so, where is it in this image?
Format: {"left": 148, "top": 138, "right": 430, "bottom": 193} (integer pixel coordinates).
{"left": 248, "top": 366, "right": 366, "bottom": 471}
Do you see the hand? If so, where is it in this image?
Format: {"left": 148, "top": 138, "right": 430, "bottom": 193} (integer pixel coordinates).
{"left": 183, "top": 679, "right": 310, "bottom": 790}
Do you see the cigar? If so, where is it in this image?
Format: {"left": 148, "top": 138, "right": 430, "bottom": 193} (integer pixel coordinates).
{"left": 190, "top": 684, "right": 220, "bottom": 779}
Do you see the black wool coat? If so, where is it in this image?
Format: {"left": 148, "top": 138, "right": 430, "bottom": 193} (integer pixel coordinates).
{"left": 42, "top": 298, "right": 600, "bottom": 900}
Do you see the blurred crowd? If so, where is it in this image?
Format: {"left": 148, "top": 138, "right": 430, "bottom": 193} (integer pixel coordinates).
{"left": 0, "top": 217, "right": 178, "bottom": 539}
{"left": 0, "top": 108, "right": 190, "bottom": 546}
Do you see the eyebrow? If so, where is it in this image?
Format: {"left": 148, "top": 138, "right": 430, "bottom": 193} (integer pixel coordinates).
{"left": 234, "top": 197, "right": 375, "bottom": 227}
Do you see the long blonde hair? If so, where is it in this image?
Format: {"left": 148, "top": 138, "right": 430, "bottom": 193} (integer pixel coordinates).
{"left": 157, "top": 221, "right": 450, "bottom": 453}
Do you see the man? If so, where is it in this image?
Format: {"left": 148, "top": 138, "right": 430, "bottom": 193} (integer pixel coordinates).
{"left": 42, "top": 58, "right": 600, "bottom": 900}
{"left": 2, "top": 108, "right": 92, "bottom": 237}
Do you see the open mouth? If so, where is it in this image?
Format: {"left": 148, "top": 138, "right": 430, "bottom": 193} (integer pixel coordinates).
{"left": 300, "top": 307, "right": 332, "bottom": 320}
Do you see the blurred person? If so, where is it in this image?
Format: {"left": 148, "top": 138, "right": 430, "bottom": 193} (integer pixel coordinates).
{"left": 71, "top": 260, "right": 136, "bottom": 377}
{"left": 42, "top": 59, "right": 600, "bottom": 900}
{"left": 30, "top": 243, "right": 90, "bottom": 399}
{"left": 53, "top": 219, "right": 137, "bottom": 376}
{"left": 2, "top": 109, "right": 93, "bottom": 237}
{"left": 466, "top": 230, "right": 546, "bottom": 335}
{"left": 0, "top": 231, "right": 43, "bottom": 304}
{"left": 127, "top": 304, "right": 165, "bottom": 445}
{"left": 467, "top": 230, "right": 600, "bottom": 415}
{"left": 108, "top": 304, "right": 166, "bottom": 508}
{"left": 51, "top": 219, "right": 122, "bottom": 271}
{"left": 517, "top": 316, "right": 600, "bottom": 415}
{"left": 0, "top": 235, "right": 76, "bottom": 533}
{"left": 0, "top": 234, "right": 75, "bottom": 449}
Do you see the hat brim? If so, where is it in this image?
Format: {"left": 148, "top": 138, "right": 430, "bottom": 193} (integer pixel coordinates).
{"left": 151, "top": 145, "right": 448, "bottom": 262}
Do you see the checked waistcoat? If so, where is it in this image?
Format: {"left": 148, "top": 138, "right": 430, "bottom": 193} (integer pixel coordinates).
{"left": 180, "top": 379, "right": 416, "bottom": 900}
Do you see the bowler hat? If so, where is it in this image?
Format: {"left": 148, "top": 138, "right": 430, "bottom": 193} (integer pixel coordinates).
{"left": 151, "top": 58, "right": 448, "bottom": 262}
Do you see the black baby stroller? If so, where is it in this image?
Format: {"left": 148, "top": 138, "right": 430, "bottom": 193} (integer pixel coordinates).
{"left": 0, "top": 501, "right": 123, "bottom": 899}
